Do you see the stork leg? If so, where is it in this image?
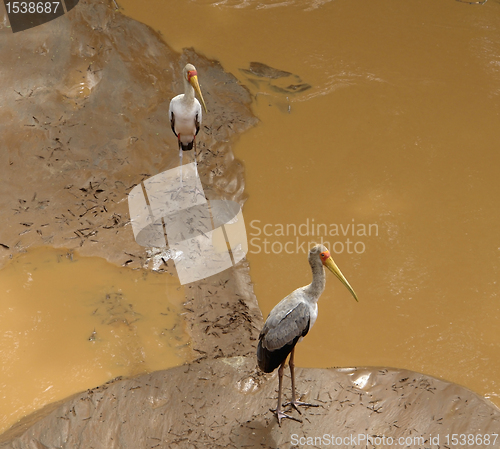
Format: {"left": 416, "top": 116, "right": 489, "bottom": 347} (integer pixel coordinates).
{"left": 173, "top": 136, "right": 205, "bottom": 202}
{"left": 274, "top": 359, "right": 301, "bottom": 426}
{"left": 190, "top": 139, "right": 205, "bottom": 203}
{"left": 284, "top": 348, "right": 319, "bottom": 413}
{"left": 171, "top": 140, "right": 185, "bottom": 201}
{"left": 179, "top": 145, "right": 183, "bottom": 186}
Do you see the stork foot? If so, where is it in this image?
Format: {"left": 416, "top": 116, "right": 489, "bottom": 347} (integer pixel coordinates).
{"left": 272, "top": 408, "right": 302, "bottom": 426}
{"left": 283, "top": 400, "right": 319, "bottom": 415}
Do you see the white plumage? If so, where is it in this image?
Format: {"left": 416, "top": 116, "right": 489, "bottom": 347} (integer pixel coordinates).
{"left": 169, "top": 64, "right": 207, "bottom": 184}
{"left": 169, "top": 96, "right": 202, "bottom": 150}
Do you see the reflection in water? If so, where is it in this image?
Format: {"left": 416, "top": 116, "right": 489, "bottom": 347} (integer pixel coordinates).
{"left": 119, "top": 0, "right": 500, "bottom": 408}
{"left": 0, "top": 247, "right": 190, "bottom": 433}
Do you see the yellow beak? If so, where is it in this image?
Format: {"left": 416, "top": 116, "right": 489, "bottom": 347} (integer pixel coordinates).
{"left": 189, "top": 75, "right": 208, "bottom": 113}
{"left": 324, "top": 257, "right": 359, "bottom": 302}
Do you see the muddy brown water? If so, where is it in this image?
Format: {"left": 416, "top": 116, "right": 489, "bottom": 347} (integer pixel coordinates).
{"left": 118, "top": 0, "right": 500, "bottom": 405}
{"left": 0, "top": 247, "right": 189, "bottom": 432}
{"left": 1, "top": 0, "right": 500, "bottom": 434}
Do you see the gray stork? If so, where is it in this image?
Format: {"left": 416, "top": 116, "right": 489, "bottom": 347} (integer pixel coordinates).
{"left": 257, "top": 244, "right": 358, "bottom": 425}
{"left": 169, "top": 63, "right": 207, "bottom": 184}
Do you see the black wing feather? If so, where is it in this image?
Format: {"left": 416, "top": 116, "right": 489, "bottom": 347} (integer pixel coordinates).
{"left": 195, "top": 113, "right": 200, "bottom": 136}
{"left": 170, "top": 111, "right": 177, "bottom": 137}
{"left": 257, "top": 302, "right": 310, "bottom": 373}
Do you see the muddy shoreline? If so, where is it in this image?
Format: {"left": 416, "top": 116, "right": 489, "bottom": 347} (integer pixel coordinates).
{"left": 2, "top": 359, "right": 500, "bottom": 448}
{"left": 1, "top": 1, "right": 499, "bottom": 447}
{"left": 0, "top": 0, "right": 256, "bottom": 271}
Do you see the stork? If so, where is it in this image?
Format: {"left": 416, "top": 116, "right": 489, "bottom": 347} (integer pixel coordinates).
{"left": 257, "top": 244, "right": 358, "bottom": 425}
{"left": 168, "top": 63, "right": 207, "bottom": 185}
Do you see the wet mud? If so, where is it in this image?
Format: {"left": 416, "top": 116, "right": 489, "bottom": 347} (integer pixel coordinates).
{"left": 0, "top": 0, "right": 255, "bottom": 270}
{"left": 0, "top": 0, "right": 260, "bottom": 435}
{"left": 1, "top": 358, "right": 500, "bottom": 448}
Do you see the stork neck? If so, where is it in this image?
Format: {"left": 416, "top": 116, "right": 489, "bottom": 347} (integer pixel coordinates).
{"left": 183, "top": 79, "right": 195, "bottom": 102}
{"left": 304, "top": 261, "right": 326, "bottom": 303}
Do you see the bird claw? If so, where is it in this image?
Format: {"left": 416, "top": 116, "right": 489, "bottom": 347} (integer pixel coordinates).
{"left": 272, "top": 408, "right": 302, "bottom": 426}
{"left": 283, "top": 400, "right": 319, "bottom": 414}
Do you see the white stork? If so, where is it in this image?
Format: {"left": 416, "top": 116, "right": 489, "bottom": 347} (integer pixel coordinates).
{"left": 257, "top": 244, "right": 358, "bottom": 426}
{"left": 169, "top": 63, "right": 207, "bottom": 182}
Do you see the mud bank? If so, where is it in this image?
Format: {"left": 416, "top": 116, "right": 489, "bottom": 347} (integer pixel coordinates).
{"left": 0, "top": 0, "right": 255, "bottom": 270}
{"left": 1, "top": 358, "right": 499, "bottom": 448}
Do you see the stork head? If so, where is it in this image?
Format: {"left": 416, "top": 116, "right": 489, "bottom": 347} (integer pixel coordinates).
{"left": 312, "top": 244, "right": 358, "bottom": 302}
{"left": 184, "top": 63, "right": 208, "bottom": 113}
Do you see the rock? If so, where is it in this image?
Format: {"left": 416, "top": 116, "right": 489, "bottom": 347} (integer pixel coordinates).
{"left": 239, "top": 62, "right": 311, "bottom": 113}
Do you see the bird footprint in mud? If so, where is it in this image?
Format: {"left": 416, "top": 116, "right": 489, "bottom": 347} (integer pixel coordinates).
{"left": 239, "top": 62, "right": 311, "bottom": 112}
